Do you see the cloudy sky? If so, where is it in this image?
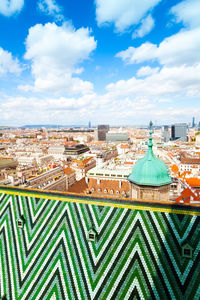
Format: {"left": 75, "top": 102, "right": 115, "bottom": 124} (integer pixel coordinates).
{"left": 0, "top": 0, "right": 200, "bottom": 126}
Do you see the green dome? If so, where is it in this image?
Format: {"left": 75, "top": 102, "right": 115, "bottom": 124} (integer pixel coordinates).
{"left": 128, "top": 131, "right": 172, "bottom": 186}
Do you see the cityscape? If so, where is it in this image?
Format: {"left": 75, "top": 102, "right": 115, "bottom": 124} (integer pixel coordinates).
{"left": 0, "top": 121, "right": 200, "bottom": 204}
{"left": 1, "top": 0, "right": 200, "bottom": 299}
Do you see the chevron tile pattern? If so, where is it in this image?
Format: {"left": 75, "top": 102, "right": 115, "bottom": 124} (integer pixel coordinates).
{"left": 0, "top": 192, "right": 200, "bottom": 299}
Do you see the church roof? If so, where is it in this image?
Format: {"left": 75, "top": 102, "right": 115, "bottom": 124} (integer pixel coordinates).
{"left": 128, "top": 131, "right": 172, "bottom": 187}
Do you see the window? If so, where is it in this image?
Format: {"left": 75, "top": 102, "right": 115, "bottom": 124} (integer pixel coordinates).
{"left": 110, "top": 189, "right": 114, "bottom": 194}
{"left": 98, "top": 188, "right": 101, "bottom": 192}
{"left": 184, "top": 249, "right": 191, "bottom": 256}
{"left": 182, "top": 244, "right": 193, "bottom": 259}
{"left": 104, "top": 189, "right": 107, "bottom": 194}
{"left": 88, "top": 229, "right": 96, "bottom": 242}
{"left": 17, "top": 218, "right": 24, "bottom": 229}
{"left": 89, "top": 233, "right": 95, "bottom": 240}
{"left": 91, "top": 188, "right": 95, "bottom": 192}
{"left": 116, "top": 190, "right": 119, "bottom": 194}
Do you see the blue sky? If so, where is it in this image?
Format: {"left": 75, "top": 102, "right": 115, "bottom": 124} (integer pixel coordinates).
{"left": 0, "top": 0, "right": 200, "bottom": 126}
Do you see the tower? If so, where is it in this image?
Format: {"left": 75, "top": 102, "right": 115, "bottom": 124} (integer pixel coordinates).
{"left": 128, "top": 130, "right": 172, "bottom": 201}
{"left": 192, "top": 117, "right": 195, "bottom": 128}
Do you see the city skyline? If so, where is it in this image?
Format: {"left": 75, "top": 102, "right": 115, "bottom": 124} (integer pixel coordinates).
{"left": 0, "top": 0, "right": 200, "bottom": 126}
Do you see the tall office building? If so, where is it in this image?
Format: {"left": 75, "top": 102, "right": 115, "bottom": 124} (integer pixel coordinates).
{"left": 94, "top": 125, "right": 109, "bottom": 141}
{"left": 192, "top": 117, "right": 195, "bottom": 128}
{"left": 88, "top": 121, "right": 91, "bottom": 128}
{"left": 162, "top": 125, "right": 170, "bottom": 143}
{"left": 171, "top": 123, "right": 187, "bottom": 141}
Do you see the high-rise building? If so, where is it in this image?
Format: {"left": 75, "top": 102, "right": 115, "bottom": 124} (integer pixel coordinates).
{"left": 88, "top": 121, "right": 91, "bottom": 128}
{"left": 192, "top": 117, "right": 195, "bottom": 128}
{"left": 171, "top": 123, "right": 187, "bottom": 141}
{"left": 94, "top": 125, "right": 109, "bottom": 141}
{"left": 162, "top": 125, "right": 170, "bottom": 143}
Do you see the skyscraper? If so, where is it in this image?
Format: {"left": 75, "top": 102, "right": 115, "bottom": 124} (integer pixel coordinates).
{"left": 192, "top": 117, "right": 195, "bottom": 128}
{"left": 94, "top": 125, "right": 109, "bottom": 141}
{"left": 171, "top": 123, "right": 187, "bottom": 141}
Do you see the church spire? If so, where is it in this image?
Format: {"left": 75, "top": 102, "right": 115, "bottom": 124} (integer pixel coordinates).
{"left": 148, "top": 121, "right": 153, "bottom": 154}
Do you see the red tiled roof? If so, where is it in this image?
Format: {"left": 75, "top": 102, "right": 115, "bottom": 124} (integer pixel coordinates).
{"left": 186, "top": 178, "right": 200, "bottom": 187}
{"left": 68, "top": 178, "right": 88, "bottom": 193}
{"left": 171, "top": 164, "right": 179, "bottom": 173}
{"left": 88, "top": 178, "right": 129, "bottom": 195}
{"left": 176, "top": 187, "right": 200, "bottom": 203}
{"left": 63, "top": 167, "right": 75, "bottom": 175}
{"left": 179, "top": 171, "right": 191, "bottom": 178}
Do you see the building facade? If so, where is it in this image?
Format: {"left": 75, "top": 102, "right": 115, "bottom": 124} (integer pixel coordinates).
{"left": 26, "top": 167, "right": 65, "bottom": 189}
{"left": 94, "top": 125, "right": 109, "bottom": 141}
{"left": 162, "top": 125, "right": 170, "bottom": 143}
{"left": 106, "top": 132, "right": 129, "bottom": 143}
{"left": 180, "top": 152, "right": 200, "bottom": 172}
{"left": 64, "top": 144, "right": 90, "bottom": 156}
{"left": 86, "top": 166, "right": 131, "bottom": 197}
{"left": 171, "top": 123, "right": 187, "bottom": 141}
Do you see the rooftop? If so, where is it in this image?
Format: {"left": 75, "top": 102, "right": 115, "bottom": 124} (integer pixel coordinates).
{"left": 128, "top": 131, "right": 172, "bottom": 186}
{"left": 87, "top": 165, "right": 132, "bottom": 179}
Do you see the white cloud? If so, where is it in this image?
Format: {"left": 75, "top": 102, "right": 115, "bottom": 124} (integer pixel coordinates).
{"left": 117, "top": 42, "right": 157, "bottom": 64}
{"left": 2, "top": 70, "right": 200, "bottom": 125}
{"left": 106, "top": 64, "right": 200, "bottom": 98}
{"left": 38, "top": 0, "right": 64, "bottom": 21}
{"left": 0, "top": 92, "right": 105, "bottom": 125}
{"left": 0, "top": 0, "right": 24, "bottom": 16}
{"left": 117, "top": 27, "right": 200, "bottom": 66}
{"left": 0, "top": 47, "right": 22, "bottom": 75}
{"left": 171, "top": 0, "right": 200, "bottom": 29}
{"left": 132, "top": 14, "right": 155, "bottom": 38}
{"left": 137, "top": 66, "right": 159, "bottom": 77}
{"left": 110, "top": 0, "right": 200, "bottom": 125}
{"left": 95, "top": 0, "right": 161, "bottom": 32}
{"left": 20, "top": 22, "right": 97, "bottom": 95}
{"left": 19, "top": 73, "right": 94, "bottom": 94}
